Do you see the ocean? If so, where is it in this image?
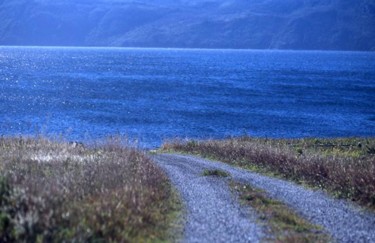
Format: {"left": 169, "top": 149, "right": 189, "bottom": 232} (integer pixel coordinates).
{"left": 0, "top": 47, "right": 374, "bottom": 148}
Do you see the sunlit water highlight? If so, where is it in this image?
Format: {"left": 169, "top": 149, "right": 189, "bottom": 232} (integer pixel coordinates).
{"left": 0, "top": 47, "right": 374, "bottom": 147}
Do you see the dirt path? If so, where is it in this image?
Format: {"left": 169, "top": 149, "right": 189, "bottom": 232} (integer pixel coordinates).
{"left": 153, "top": 153, "right": 375, "bottom": 243}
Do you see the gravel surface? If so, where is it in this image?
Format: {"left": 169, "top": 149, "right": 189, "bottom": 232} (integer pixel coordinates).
{"left": 154, "top": 153, "right": 375, "bottom": 243}
{"left": 153, "top": 154, "right": 264, "bottom": 243}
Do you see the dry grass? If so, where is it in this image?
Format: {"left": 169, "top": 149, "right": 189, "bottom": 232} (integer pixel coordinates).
{"left": 162, "top": 137, "right": 375, "bottom": 209}
{"left": 0, "top": 137, "right": 180, "bottom": 242}
{"left": 230, "top": 181, "right": 330, "bottom": 243}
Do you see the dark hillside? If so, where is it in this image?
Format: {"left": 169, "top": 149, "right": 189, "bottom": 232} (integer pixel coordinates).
{"left": 0, "top": 0, "right": 374, "bottom": 50}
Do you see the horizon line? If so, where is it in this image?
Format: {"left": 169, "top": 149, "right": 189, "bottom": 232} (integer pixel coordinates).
{"left": 0, "top": 45, "right": 372, "bottom": 53}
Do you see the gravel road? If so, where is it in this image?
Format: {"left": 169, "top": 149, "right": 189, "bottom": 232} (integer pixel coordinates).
{"left": 153, "top": 154, "right": 264, "bottom": 243}
{"left": 153, "top": 153, "right": 375, "bottom": 243}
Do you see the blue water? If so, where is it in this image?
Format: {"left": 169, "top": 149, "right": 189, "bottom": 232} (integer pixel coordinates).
{"left": 0, "top": 47, "right": 374, "bottom": 147}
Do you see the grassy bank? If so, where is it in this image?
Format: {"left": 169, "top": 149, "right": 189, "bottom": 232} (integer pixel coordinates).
{"left": 162, "top": 137, "right": 375, "bottom": 209}
{"left": 0, "top": 137, "right": 180, "bottom": 242}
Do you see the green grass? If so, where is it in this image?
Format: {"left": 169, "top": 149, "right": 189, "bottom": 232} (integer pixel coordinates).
{"left": 0, "top": 137, "right": 181, "bottom": 242}
{"left": 230, "top": 181, "right": 331, "bottom": 243}
{"left": 162, "top": 137, "right": 375, "bottom": 209}
{"left": 202, "top": 169, "right": 231, "bottom": 177}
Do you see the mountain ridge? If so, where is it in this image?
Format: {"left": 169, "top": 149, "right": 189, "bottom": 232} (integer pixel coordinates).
{"left": 0, "top": 0, "right": 374, "bottom": 51}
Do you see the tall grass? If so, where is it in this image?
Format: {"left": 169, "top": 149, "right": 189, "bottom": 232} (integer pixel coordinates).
{"left": 162, "top": 137, "right": 375, "bottom": 208}
{"left": 0, "top": 137, "right": 179, "bottom": 242}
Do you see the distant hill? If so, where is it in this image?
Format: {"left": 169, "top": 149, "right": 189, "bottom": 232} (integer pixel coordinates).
{"left": 0, "top": 0, "right": 374, "bottom": 51}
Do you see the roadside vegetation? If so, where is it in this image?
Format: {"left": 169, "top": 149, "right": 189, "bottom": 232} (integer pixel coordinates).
{"left": 162, "top": 137, "right": 375, "bottom": 209}
{"left": 0, "top": 137, "right": 180, "bottom": 242}
{"left": 230, "top": 181, "right": 330, "bottom": 242}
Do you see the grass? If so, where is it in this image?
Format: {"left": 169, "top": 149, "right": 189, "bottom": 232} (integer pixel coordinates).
{"left": 162, "top": 137, "right": 375, "bottom": 209}
{"left": 230, "top": 181, "right": 331, "bottom": 242}
{"left": 202, "top": 169, "right": 230, "bottom": 177}
{"left": 0, "top": 137, "right": 181, "bottom": 242}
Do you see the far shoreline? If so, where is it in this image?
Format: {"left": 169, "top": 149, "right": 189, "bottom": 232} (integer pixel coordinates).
{"left": 1, "top": 45, "right": 374, "bottom": 53}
